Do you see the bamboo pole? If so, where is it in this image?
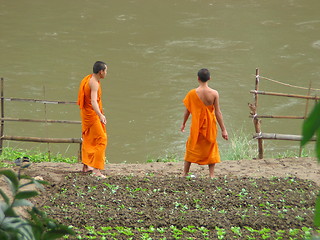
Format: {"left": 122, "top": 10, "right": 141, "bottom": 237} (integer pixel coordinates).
{"left": 253, "top": 132, "right": 316, "bottom": 141}
{"left": 0, "top": 78, "right": 4, "bottom": 154}
{"left": 250, "top": 90, "right": 320, "bottom": 100}
{"left": 1, "top": 135, "right": 82, "bottom": 143}
{"left": 0, "top": 117, "right": 81, "bottom": 124}
{"left": 4, "top": 97, "right": 77, "bottom": 104}
{"left": 299, "top": 83, "right": 312, "bottom": 156}
{"left": 253, "top": 68, "right": 264, "bottom": 159}
{"left": 249, "top": 115, "right": 304, "bottom": 119}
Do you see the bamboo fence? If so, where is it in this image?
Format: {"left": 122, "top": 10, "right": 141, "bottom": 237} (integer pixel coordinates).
{"left": 0, "top": 77, "right": 82, "bottom": 158}
{"left": 249, "top": 69, "right": 318, "bottom": 159}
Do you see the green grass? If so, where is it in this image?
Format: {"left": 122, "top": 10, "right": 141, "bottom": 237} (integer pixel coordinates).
{"left": 220, "top": 130, "right": 257, "bottom": 160}
{"left": 0, "top": 147, "right": 78, "bottom": 168}
{"left": 220, "top": 130, "right": 314, "bottom": 161}
{"left": 147, "top": 154, "right": 180, "bottom": 163}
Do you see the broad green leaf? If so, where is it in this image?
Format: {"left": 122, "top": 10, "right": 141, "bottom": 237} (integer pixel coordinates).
{"left": 301, "top": 102, "right": 320, "bottom": 146}
{"left": 15, "top": 190, "right": 38, "bottom": 199}
{"left": 315, "top": 194, "right": 320, "bottom": 227}
{"left": 0, "top": 202, "right": 10, "bottom": 212}
{"left": 19, "top": 174, "right": 33, "bottom": 180}
{"left": 317, "top": 129, "right": 320, "bottom": 161}
{"left": 4, "top": 207, "right": 18, "bottom": 218}
{"left": 0, "top": 208, "right": 5, "bottom": 222}
{"left": 0, "top": 170, "right": 19, "bottom": 191}
{"left": 12, "top": 199, "right": 33, "bottom": 208}
{"left": 0, "top": 189, "right": 10, "bottom": 204}
{"left": 0, "top": 230, "right": 10, "bottom": 240}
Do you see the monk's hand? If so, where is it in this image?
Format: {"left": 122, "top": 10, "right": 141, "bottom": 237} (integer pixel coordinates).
{"left": 100, "top": 114, "right": 107, "bottom": 125}
{"left": 222, "top": 130, "right": 228, "bottom": 140}
{"left": 180, "top": 124, "right": 186, "bottom": 132}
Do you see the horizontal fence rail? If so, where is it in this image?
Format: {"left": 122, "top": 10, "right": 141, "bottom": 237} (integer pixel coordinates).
{"left": 1, "top": 135, "right": 82, "bottom": 143}
{"left": 253, "top": 133, "right": 317, "bottom": 141}
{"left": 5, "top": 97, "right": 77, "bottom": 104}
{"left": 250, "top": 90, "right": 320, "bottom": 100}
{"left": 0, "top": 117, "right": 81, "bottom": 124}
{"left": 249, "top": 68, "right": 318, "bottom": 159}
{"left": 0, "top": 77, "right": 82, "bottom": 159}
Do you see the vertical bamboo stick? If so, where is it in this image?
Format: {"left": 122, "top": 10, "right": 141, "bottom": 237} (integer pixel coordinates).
{"left": 299, "top": 82, "right": 312, "bottom": 156}
{"left": 0, "top": 78, "right": 4, "bottom": 154}
{"left": 254, "top": 68, "right": 264, "bottom": 159}
{"left": 42, "top": 84, "right": 51, "bottom": 160}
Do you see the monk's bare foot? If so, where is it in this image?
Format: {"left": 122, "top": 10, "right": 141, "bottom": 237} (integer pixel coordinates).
{"left": 82, "top": 164, "right": 94, "bottom": 173}
{"left": 92, "top": 169, "right": 107, "bottom": 179}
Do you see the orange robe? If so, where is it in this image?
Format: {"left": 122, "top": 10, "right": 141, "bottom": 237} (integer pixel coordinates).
{"left": 77, "top": 74, "right": 107, "bottom": 170}
{"left": 183, "top": 89, "right": 220, "bottom": 165}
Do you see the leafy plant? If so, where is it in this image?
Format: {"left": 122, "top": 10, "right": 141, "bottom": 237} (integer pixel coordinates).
{"left": 301, "top": 101, "right": 320, "bottom": 228}
{"left": 0, "top": 165, "right": 74, "bottom": 239}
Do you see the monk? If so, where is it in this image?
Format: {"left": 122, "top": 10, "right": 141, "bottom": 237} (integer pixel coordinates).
{"left": 181, "top": 68, "right": 228, "bottom": 178}
{"left": 77, "top": 61, "right": 108, "bottom": 178}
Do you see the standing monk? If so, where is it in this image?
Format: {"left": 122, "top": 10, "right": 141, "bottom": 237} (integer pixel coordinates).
{"left": 181, "top": 68, "right": 228, "bottom": 178}
{"left": 77, "top": 61, "right": 108, "bottom": 178}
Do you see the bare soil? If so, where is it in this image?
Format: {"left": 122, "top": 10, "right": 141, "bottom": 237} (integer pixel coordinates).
{"left": 2, "top": 157, "right": 320, "bottom": 239}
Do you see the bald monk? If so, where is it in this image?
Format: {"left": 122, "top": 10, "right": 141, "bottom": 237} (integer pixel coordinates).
{"left": 181, "top": 68, "right": 228, "bottom": 178}
{"left": 77, "top": 61, "right": 108, "bottom": 178}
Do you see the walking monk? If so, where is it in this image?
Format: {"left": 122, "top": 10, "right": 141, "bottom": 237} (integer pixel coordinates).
{"left": 181, "top": 68, "right": 228, "bottom": 178}
{"left": 77, "top": 61, "right": 108, "bottom": 178}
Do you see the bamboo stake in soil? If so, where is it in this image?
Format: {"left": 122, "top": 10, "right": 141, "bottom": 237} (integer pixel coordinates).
{"left": 0, "top": 78, "right": 4, "bottom": 154}
{"left": 253, "top": 68, "right": 264, "bottom": 159}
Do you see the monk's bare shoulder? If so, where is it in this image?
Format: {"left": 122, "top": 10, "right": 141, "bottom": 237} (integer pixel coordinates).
{"left": 89, "top": 77, "right": 99, "bottom": 91}
{"left": 208, "top": 87, "right": 219, "bottom": 97}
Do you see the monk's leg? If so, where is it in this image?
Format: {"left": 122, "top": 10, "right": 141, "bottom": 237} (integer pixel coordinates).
{"left": 183, "top": 161, "right": 192, "bottom": 177}
{"left": 208, "top": 164, "right": 215, "bottom": 178}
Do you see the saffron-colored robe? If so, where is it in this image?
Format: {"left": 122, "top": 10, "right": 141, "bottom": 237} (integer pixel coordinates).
{"left": 77, "top": 74, "right": 107, "bottom": 170}
{"left": 183, "top": 89, "right": 220, "bottom": 165}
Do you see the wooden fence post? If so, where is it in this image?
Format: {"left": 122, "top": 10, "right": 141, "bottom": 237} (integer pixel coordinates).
{"left": 253, "top": 69, "right": 264, "bottom": 159}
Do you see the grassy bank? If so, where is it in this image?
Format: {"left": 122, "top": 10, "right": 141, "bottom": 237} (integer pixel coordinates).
{"left": 0, "top": 129, "right": 315, "bottom": 168}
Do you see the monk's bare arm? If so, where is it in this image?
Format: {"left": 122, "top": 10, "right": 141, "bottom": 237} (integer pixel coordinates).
{"left": 213, "top": 91, "right": 228, "bottom": 140}
{"left": 181, "top": 108, "right": 190, "bottom": 132}
{"left": 90, "top": 80, "right": 107, "bottom": 125}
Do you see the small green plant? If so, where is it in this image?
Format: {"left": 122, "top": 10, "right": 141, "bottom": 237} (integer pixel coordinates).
{"left": 0, "top": 147, "right": 78, "bottom": 164}
{"left": 215, "top": 227, "right": 226, "bottom": 239}
{"left": 231, "top": 226, "right": 242, "bottom": 236}
{"left": 0, "top": 166, "right": 74, "bottom": 239}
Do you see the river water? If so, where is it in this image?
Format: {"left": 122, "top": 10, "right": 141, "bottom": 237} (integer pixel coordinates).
{"left": 0, "top": 0, "right": 319, "bottom": 163}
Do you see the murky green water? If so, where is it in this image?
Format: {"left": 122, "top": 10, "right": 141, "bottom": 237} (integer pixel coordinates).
{"left": 1, "top": 0, "right": 319, "bottom": 163}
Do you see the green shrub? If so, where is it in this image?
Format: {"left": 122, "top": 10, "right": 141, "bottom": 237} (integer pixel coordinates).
{"left": 0, "top": 164, "right": 74, "bottom": 239}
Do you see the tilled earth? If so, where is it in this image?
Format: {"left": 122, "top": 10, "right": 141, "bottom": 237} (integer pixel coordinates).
{"left": 34, "top": 173, "right": 320, "bottom": 239}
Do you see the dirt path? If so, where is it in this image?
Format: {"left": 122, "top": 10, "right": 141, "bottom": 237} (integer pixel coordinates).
{"left": 15, "top": 157, "right": 320, "bottom": 186}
